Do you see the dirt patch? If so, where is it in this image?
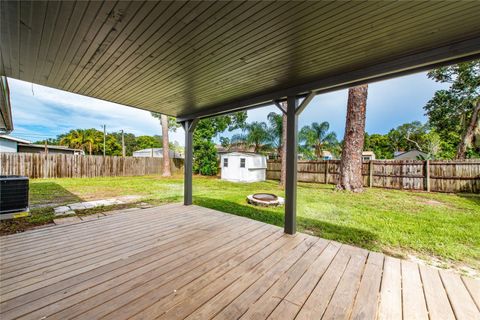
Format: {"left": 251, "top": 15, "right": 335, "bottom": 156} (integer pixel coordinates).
{"left": 414, "top": 196, "right": 448, "bottom": 207}
{"left": 423, "top": 199, "right": 444, "bottom": 206}
{"left": 383, "top": 246, "right": 479, "bottom": 279}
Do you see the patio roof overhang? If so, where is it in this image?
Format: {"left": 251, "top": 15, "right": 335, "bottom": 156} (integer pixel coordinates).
{"left": 2, "top": 1, "right": 480, "bottom": 235}
{"left": 1, "top": 1, "right": 480, "bottom": 120}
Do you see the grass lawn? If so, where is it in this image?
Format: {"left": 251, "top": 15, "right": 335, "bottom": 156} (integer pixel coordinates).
{"left": 2, "top": 175, "right": 479, "bottom": 274}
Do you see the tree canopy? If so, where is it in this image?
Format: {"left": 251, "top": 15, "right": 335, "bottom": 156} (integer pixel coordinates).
{"left": 193, "top": 112, "right": 247, "bottom": 175}
{"left": 299, "top": 122, "right": 338, "bottom": 160}
{"left": 424, "top": 60, "right": 480, "bottom": 158}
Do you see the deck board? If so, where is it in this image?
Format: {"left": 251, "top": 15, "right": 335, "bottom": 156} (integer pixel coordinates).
{"left": 0, "top": 204, "right": 478, "bottom": 320}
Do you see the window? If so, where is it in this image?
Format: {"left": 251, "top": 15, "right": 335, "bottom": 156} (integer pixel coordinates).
{"left": 240, "top": 158, "right": 246, "bottom": 168}
{"left": 223, "top": 158, "right": 228, "bottom": 167}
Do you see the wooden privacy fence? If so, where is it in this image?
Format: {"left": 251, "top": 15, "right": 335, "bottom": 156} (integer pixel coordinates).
{"left": 0, "top": 153, "right": 184, "bottom": 178}
{"left": 267, "top": 159, "right": 480, "bottom": 193}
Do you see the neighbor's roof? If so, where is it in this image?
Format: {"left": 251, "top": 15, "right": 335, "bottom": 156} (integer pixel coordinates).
{"left": 1, "top": 1, "right": 480, "bottom": 120}
{"left": 0, "top": 135, "right": 30, "bottom": 144}
{"left": 17, "top": 143, "right": 83, "bottom": 152}
{"left": 133, "top": 148, "right": 183, "bottom": 158}
{"left": 394, "top": 149, "right": 428, "bottom": 159}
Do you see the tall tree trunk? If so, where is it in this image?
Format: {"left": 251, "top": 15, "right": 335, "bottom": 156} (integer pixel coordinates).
{"left": 315, "top": 144, "right": 322, "bottom": 160}
{"left": 89, "top": 142, "right": 92, "bottom": 155}
{"left": 160, "top": 114, "right": 171, "bottom": 176}
{"left": 337, "top": 85, "right": 368, "bottom": 192}
{"left": 456, "top": 100, "right": 480, "bottom": 159}
{"left": 280, "top": 105, "right": 287, "bottom": 187}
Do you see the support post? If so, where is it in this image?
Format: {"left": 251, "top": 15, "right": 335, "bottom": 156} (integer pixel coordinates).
{"left": 182, "top": 119, "right": 198, "bottom": 205}
{"left": 284, "top": 96, "right": 298, "bottom": 235}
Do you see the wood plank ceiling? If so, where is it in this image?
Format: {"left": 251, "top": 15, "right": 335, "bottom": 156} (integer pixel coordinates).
{"left": 1, "top": 1, "right": 480, "bottom": 118}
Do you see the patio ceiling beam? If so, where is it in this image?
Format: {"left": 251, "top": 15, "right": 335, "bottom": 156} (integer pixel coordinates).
{"left": 295, "top": 91, "right": 315, "bottom": 116}
{"left": 176, "top": 36, "right": 480, "bottom": 122}
{"left": 274, "top": 101, "right": 286, "bottom": 115}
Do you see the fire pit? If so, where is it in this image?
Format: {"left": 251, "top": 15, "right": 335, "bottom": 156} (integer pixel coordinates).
{"left": 247, "top": 193, "right": 285, "bottom": 207}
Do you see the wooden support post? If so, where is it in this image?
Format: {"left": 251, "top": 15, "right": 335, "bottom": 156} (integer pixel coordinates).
{"left": 182, "top": 119, "right": 198, "bottom": 205}
{"left": 369, "top": 160, "right": 374, "bottom": 187}
{"left": 284, "top": 96, "right": 298, "bottom": 235}
{"left": 425, "top": 160, "right": 431, "bottom": 192}
{"left": 284, "top": 93, "right": 316, "bottom": 235}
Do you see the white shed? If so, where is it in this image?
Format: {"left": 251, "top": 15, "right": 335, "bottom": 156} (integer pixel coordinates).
{"left": 220, "top": 152, "right": 267, "bottom": 182}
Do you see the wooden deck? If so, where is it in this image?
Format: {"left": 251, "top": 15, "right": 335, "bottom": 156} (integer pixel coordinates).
{"left": 1, "top": 203, "right": 478, "bottom": 320}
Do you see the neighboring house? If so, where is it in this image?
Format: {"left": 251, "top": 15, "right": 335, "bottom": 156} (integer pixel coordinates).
{"left": 17, "top": 143, "right": 84, "bottom": 155}
{"left": 362, "top": 151, "right": 376, "bottom": 161}
{"left": 133, "top": 148, "right": 184, "bottom": 159}
{"left": 0, "top": 135, "right": 84, "bottom": 155}
{"left": 220, "top": 152, "right": 267, "bottom": 182}
{"left": 0, "top": 135, "right": 30, "bottom": 153}
{"left": 322, "top": 151, "right": 334, "bottom": 160}
{"left": 394, "top": 150, "right": 429, "bottom": 160}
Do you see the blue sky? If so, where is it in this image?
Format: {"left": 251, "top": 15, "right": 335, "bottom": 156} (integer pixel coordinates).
{"left": 8, "top": 72, "right": 448, "bottom": 145}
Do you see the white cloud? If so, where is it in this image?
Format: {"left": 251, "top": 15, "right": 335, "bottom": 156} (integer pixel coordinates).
{"left": 8, "top": 78, "right": 185, "bottom": 144}
{"left": 8, "top": 70, "right": 449, "bottom": 144}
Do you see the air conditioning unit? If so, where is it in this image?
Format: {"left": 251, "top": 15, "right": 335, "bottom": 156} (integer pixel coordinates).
{"left": 0, "top": 175, "right": 30, "bottom": 220}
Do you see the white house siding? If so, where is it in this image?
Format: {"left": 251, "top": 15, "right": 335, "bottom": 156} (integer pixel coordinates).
{"left": 0, "top": 138, "right": 17, "bottom": 152}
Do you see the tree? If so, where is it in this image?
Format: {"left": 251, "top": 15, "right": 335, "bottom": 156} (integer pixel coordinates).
{"left": 268, "top": 106, "right": 287, "bottom": 187}
{"left": 110, "top": 132, "right": 137, "bottom": 156}
{"left": 299, "top": 122, "right": 337, "bottom": 160}
{"left": 337, "top": 85, "right": 368, "bottom": 192}
{"left": 136, "top": 135, "right": 161, "bottom": 150}
{"left": 105, "top": 134, "right": 122, "bottom": 156}
{"left": 231, "top": 121, "right": 272, "bottom": 153}
{"left": 425, "top": 60, "right": 480, "bottom": 159}
{"left": 151, "top": 113, "right": 180, "bottom": 176}
{"left": 267, "top": 112, "right": 283, "bottom": 158}
{"left": 193, "top": 112, "right": 247, "bottom": 175}
{"left": 60, "top": 128, "right": 103, "bottom": 155}
{"left": 456, "top": 101, "right": 480, "bottom": 159}
{"left": 363, "top": 133, "right": 393, "bottom": 159}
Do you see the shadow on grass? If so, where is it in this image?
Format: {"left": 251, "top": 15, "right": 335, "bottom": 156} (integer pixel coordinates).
{"left": 193, "top": 196, "right": 379, "bottom": 251}
{"left": 457, "top": 193, "right": 480, "bottom": 207}
{"left": 30, "top": 181, "right": 83, "bottom": 207}
{"left": 1, "top": 182, "right": 84, "bottom": 235}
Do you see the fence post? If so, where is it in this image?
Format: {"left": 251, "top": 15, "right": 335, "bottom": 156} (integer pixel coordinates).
{"left": 369, "top": 160, "right": 374, "bottom": 187}
{"left": 424, "top": 160, "right": 430, "bottom": 192}
{"left": 324, "top": 160, "right": 329, "bottom": 184}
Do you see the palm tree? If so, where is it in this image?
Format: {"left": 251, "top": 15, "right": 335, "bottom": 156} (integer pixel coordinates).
{"left": 267, "top": 112, "right": 283, "bottom": 158}
{"left": 231, "top": 121, "right": 272, "bottom": 153}
{"left": 60, "top": 129, "right": 102, "bottom": 155}
{"left": 299, "top": 122, "right": 338, "bottom": 160}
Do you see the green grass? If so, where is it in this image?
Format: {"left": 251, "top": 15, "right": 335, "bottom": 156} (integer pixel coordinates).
{"left": 3, "top": 175, "right": 479, "bottom": 271}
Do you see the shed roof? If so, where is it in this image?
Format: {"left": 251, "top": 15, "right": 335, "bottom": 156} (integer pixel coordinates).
{"left": 221, "top": 152, "right": 265, "bottom": 158}
{"left": 1, "top": 1, "right": 480, "bottom": 119}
